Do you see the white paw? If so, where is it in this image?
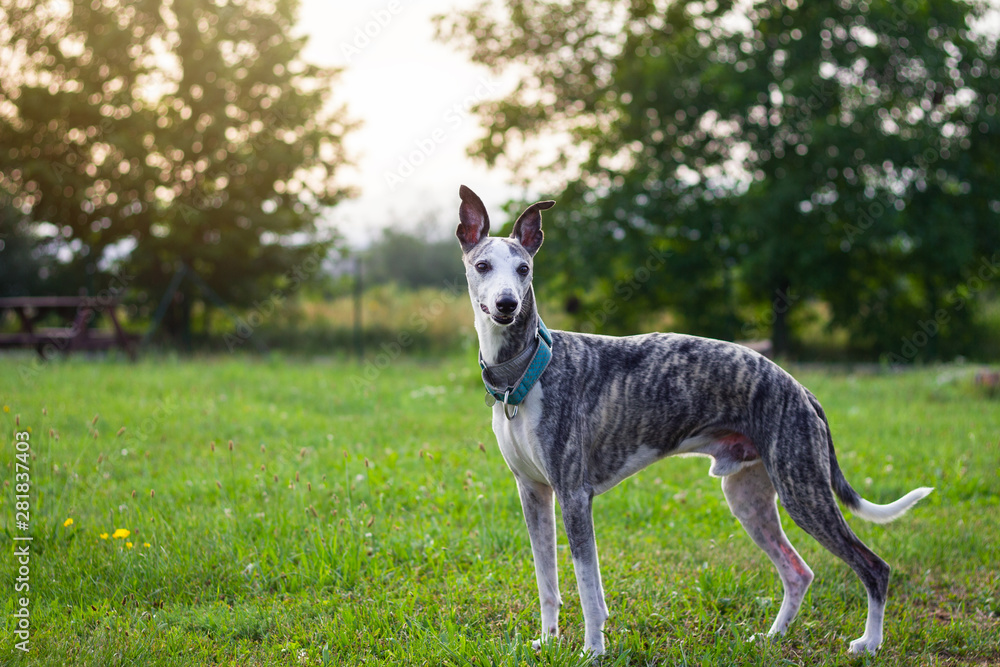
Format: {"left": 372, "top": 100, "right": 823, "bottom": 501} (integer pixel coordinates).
{"left": 848, "top": 636, "right": 881, "bottom": 655}
{"left": 531, "top": 637, "right": 551, "bottom": 651}
{"left": 531, "top": 632, "right": 558, "bottom": 651}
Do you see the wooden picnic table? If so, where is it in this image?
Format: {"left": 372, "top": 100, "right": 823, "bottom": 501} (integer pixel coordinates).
{"left": 0, "top": 296, "right": 138, "bottom": 358}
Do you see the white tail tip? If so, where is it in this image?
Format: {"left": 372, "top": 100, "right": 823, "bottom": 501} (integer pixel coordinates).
{"left": 853, "top": 487, "right": 934, "bottom": 524}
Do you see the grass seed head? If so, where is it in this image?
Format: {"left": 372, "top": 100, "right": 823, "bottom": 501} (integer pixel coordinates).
{"left": 92, "top": 414, "right": 99, "bottom": 425}
{"left": 117, "top": 426, "right": 126, "bottom": 436}
{"left": 228, "top": 440, "right": 233, "bottom": 451}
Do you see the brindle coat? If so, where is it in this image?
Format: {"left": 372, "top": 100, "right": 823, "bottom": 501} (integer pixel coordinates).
{"left": 456, "top": 185, "right": 932, "bottom": 657}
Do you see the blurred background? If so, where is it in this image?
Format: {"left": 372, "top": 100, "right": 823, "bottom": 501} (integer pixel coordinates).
{"left": 1, "top": 0, "right": 999, "bottom": 363}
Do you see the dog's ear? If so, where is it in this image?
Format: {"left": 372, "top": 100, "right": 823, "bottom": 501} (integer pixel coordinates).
{"left": 457, "top": 185, "right": 490, "bottom": 253}
{"left": 511, "top": 199, "right": 554, "bottom": 256}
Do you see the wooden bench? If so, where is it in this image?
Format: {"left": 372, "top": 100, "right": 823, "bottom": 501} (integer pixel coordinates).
{"left": 0, "top": 296, "right": 138, "bottom": 358}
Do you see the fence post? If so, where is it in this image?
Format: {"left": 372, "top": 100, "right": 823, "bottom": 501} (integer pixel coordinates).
{"left": 353, "top": 255, "right": 363, "bottom": 360}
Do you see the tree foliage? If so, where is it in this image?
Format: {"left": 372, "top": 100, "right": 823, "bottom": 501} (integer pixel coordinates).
{"left": 364, "top": 225, "right": 465, "bottom": 290}
{"left": 0, "top": 0, "right": 354, "bottom": 334}
{"left": 438, "top": 0, "right": 1000, "bottom": 359}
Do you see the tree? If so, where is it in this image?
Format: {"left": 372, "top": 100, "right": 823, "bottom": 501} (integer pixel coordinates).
{"left": 0, "top": 0, "right": 354, "bottom": 338}
{"left": 0, "top": 203, "right": 61, "bottom": 297}
{"left": 437, "top": 0, "right": 1000, "bottom": 359}
{"left": 364, "top": 221, "right": 466, "bottom": 290}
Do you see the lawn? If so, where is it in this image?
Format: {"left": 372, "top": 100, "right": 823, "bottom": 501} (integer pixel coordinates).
{"left": 1, "top": 353, "right": 998, "bottom": 666}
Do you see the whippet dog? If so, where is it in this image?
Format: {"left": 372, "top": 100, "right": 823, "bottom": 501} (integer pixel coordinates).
{"left": 456, "top": 185, "right": 933, "bottom": 657}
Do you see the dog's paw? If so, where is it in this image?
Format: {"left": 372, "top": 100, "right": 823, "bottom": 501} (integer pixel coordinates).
{"left": 750, "top": 631, "right": 786, "bottom": 649}
{"left": 531, "top": 632, "right": 559, "bottom": 651}
{"left": 848, "top": 635, "right": 881, "bottom": 656}
{"left": 531, "top": 625, "right": 559, "bottom": 651}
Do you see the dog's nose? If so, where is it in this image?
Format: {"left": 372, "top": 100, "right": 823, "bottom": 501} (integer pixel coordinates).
{"left": 495, "top": 295, "right": 518, "bottom": 315}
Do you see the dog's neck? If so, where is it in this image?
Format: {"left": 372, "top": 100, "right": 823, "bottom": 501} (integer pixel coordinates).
{"left": 474, "top": 286, "right": 540, "bottom": 367}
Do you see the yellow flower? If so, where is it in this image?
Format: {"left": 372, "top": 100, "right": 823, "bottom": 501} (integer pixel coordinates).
{"left": 63, "top": 518, "right": 74, "bottom": 527}
{"left": 112, "top": 528, "right": 130, "bottom": 539}
{"left": 125, "top": 542, "right": 133, "bottom": 549}
{"left": 143, "top": 542, "right": 151, "bottom": 548}
{"left": 2, "top": 405, "right": 8, "bottom": 412}
{"left": 99, "top": 533, "right": 109, "bottom": 540}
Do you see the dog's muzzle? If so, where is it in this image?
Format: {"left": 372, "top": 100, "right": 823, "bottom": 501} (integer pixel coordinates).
{"left": 481, "top": 300, "right": 517, "bottom": 325}
{"left": 493, "top": 295, "right": 518, "bottom": 324}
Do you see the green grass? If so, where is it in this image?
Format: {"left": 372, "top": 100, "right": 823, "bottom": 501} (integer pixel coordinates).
{"left": 1, "top": 353, "right": 998, "bottom": 666}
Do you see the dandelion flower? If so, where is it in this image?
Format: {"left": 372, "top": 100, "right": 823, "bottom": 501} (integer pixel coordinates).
{"left": 63, "top": 518, "right": 74, "bottom": 527}
{"left": 2, "top": 405, "right": 8, "bottom": 412}
{"left": 99, "top": 533, "right": 109, "bottom": 540}
{"left": 125, "top": 542, "right": 133, "bottom": 549}
{"left": 143, "top": 542, "right": 151, "bottom": 548}
{"left": 112, "top": 528, "right": 130, "bottom": 539}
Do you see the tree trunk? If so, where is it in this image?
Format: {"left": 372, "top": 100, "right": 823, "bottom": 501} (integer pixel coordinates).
{"left": 771, "top": 280, "right": 792, "bottom": 358}
{"left": 179, "top": 291, "right": 192, "bottom": 351}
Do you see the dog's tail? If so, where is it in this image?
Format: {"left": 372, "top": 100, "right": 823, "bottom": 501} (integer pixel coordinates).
{"left": 807, "top": 392, "right": 934, "bottom": 524}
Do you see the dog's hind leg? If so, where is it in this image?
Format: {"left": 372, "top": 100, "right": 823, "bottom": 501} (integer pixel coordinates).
{"left": 769, "top": 456, "right": 891, "bottom": 655}
{"left": 722, "top": 462, "right": 814, "bottom": 638}
{"left": 557, "top": 486, "right": 609, "bottom": 656}
{"left": 516, "top": 478, "right": 562, "bottom": 649}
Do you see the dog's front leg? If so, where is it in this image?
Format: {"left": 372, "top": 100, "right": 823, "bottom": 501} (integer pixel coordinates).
{"left": 516, "top": 477, "right": 561, "bottom": 648}
{"left": 558, "top": 487, "right": 609, "bottom": 656}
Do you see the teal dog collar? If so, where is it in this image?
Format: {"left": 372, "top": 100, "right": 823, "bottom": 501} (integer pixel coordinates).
{"left": 480, "top": 319, "right": 553, "bottom": 420}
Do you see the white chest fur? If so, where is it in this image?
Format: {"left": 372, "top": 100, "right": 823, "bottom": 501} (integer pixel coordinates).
{"left": 491, "top": 384, "right": 550, "bottom": 485}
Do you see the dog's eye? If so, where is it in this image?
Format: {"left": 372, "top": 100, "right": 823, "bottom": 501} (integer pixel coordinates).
{"left": 517, "top": 264, "right": 530, "bottom": 276}
{"left": 475, "top": 261, "right": 490, "bottom": 272}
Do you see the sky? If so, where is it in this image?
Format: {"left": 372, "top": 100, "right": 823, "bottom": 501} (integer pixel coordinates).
{"left": 296, "top": 0, "right": 521, "bottom": 248}
{"left": 293, "top": 1, "right": 1000, "bottom": 249}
